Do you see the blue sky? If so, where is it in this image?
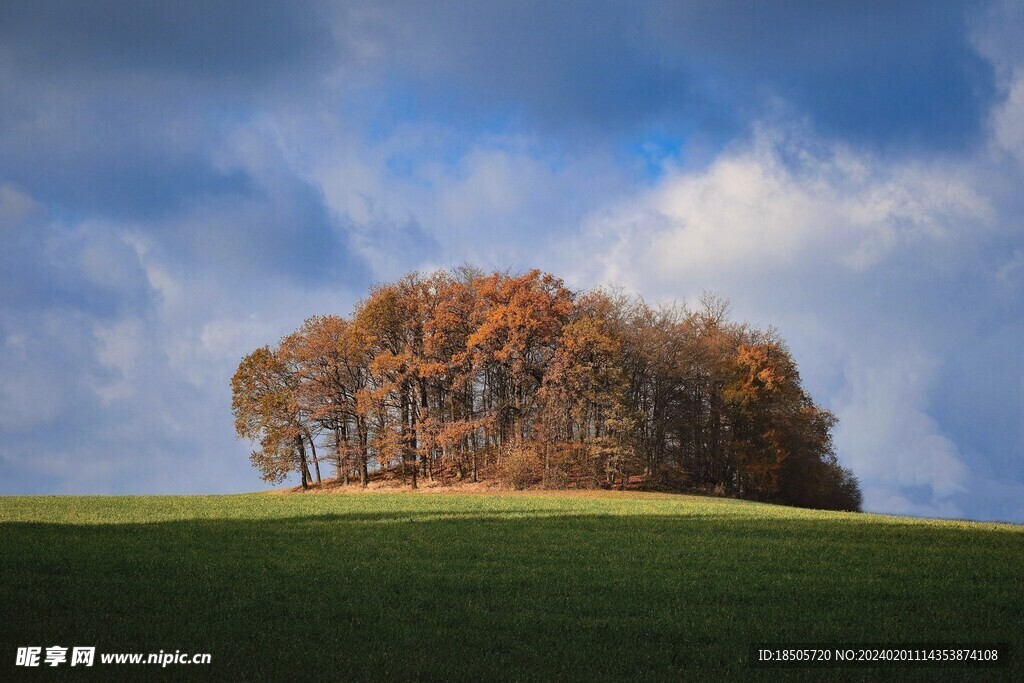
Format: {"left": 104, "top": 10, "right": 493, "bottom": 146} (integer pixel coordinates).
{"left": 1, "top": 1, "right": 1022, "bottom": 522}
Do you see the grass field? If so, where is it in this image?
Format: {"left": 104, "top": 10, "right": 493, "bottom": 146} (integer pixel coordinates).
{"left": 1, "top": 491, "right": 1021, "bottom": 680}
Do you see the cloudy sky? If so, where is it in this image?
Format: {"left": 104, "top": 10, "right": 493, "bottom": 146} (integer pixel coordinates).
{"left": 1, "top": 1, "right": 1022, "bottom": 522}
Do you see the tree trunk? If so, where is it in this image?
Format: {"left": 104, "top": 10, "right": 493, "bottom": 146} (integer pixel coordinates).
{"left": 297, "top": 437, "right": 310, "bottom": 490}
{"left": 360, "top": 445, "right": 368, "bottom": 487}
{"left": 406, "top": 393, "right": 417, "bottom": 490}
{"left": 308, "top": 435, "right": 322, "bottom": 485}
{"left": 359, "top": 418, "right": 369, "bottom": 488}
{"left": 339, "top": 423, "right": 348, "bottom": 483}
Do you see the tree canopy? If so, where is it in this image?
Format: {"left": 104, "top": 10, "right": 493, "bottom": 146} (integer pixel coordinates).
{"left": 232, "top": 268, "right": 862, "bottom": 512}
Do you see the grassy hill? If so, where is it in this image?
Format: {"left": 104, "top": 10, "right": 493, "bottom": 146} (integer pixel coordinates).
{"left": 1, "top": 491, "right": 1020, "bottom": 680}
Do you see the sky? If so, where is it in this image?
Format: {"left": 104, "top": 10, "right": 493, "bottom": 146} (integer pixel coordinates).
{"left": 1, "top": 1, "right": 1022, "bottom": 522}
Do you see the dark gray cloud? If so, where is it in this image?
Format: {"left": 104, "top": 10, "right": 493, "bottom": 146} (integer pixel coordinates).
{"left": 651, "top": 0, "right": 994, "bottom": 149}
{"left": 0, "top": 0, "right": 334, "bottom": 82}
{"left": 360, "top": 1, "right": 716, "bottom": 134}
{"left": 347, "top": 0, "right": 994, "bottom": 150}
{"left": 0, "top": 0, "right": 341, "bottom": 223}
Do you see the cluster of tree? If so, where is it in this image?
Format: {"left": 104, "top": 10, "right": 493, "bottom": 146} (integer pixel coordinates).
{"left": 232, "top": 267, "right": 862, "bottom": 511}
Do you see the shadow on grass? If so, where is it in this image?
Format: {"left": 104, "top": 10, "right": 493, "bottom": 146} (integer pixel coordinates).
{"left": 1, "top": 509, "right": 1021, "bottom": 681}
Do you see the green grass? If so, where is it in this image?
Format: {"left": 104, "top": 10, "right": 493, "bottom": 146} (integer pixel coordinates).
{"left": 1, "top": 491, "right": 1021, "bottom": 681}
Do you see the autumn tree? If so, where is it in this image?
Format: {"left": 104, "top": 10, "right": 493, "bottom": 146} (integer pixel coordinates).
{"left": 282, "top": 315, "right": 372, "bottom": 487}
{"left": 231, "top": 267, "right": 861, "bottom": 512}
{"left": 231, "top": 346, "right": 315, "bottom": 488}
{"left": 467, "top": 270, "right": 574, "bottom": 450}
{"left": 354, "top": 278, "right": 424, "bottom": 488}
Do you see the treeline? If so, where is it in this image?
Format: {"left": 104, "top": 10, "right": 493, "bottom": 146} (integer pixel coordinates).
{"left": 232, "top": 267, "right": 862, "bottom": 511}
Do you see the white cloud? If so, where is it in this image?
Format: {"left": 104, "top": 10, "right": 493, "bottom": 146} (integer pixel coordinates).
{"left": 577, "top": 127, "right": 991, "bottom": 292}
{"left": 126, "top": 233, "right": 184, "bottom": 311}
{"left": 0, "top": 352, "right": 65, "bottom": 432}
{"left": 992, "top": 74, "right": 1024, "bottom": 161}
{"left": 93, "top": 317, "right": 144, "bottom": 402}
{"left": 974, "top": 0, "right": 1024, "bottom": 167}
{"left": 862, "top": 489, "right": 963, "bottom": 521}
{"left": 996, "top": 249, "right": 1024, "bottom": 285}
{"left": 0, "top": 183, "right": 39, "bottom": 227}
{"left": 242, "top": 101, "right": 632, "bottom": 279}
{"left": 834, "top": 347, "right": 968, "bottom": 505}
